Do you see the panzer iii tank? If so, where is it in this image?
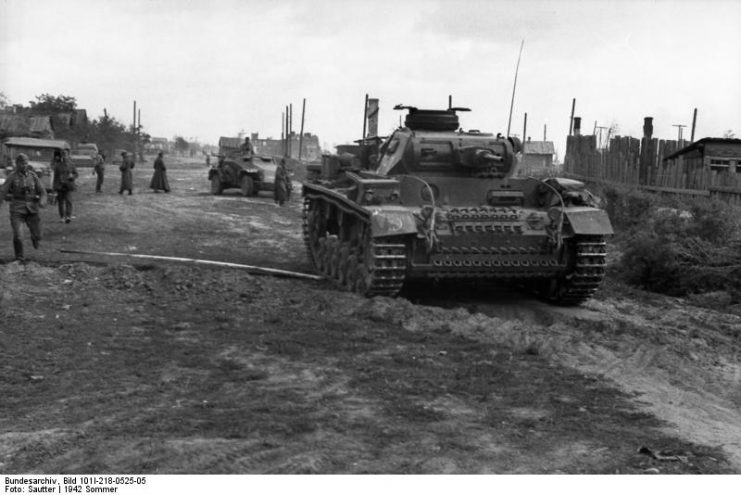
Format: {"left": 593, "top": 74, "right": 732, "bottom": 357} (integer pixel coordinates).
{"left": 302, "top": 105, "right": 612, "bottom": 305}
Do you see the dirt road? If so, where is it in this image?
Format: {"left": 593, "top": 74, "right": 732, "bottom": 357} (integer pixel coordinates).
{"left": 1, "top": 158, "right": 739, "bottom": 473}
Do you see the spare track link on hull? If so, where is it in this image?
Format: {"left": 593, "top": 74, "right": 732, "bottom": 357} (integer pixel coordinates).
{"left": 546, "top": 236, "right": 607, "bottom": 305}
{"left": 302, "top": 194, "right": 408, "bottom": 297}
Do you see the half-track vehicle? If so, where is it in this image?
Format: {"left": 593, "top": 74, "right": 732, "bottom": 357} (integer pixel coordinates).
{"left": 302, "top": 106, "right": 613, "bottom": 305}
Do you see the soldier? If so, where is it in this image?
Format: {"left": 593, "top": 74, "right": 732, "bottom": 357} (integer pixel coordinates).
{"left": 119, "top": 151, "right": 134, "bottom": 195}
{"left": 0, "top": 154, "right": 48, "bottom": 262}
{"left": 149, "top": 151, "right": 170, "bottom": 193}
{"left": 93, "top": 151, "right": 105, "bottom": 193}
{"left": 274, "top": 158, "right": 292, "bottom": 206}
{"left": 240, "top": 137, "right": 255, "bottom": 160}
{"left": 52, "top": 149, "right": 78, "bottom": 223}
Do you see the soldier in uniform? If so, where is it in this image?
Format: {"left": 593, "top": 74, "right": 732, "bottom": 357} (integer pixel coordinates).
{"left": 93, "top": 151, "right": 105, "bottom": 193}
{"left": 119, "top": 151, "right": 134, "bottom": 195}
{"left": 0, "top": 154, "right": 48, "bottom": 262}
{"left": 52, "top": 149, "right": 78, "bottom": 223}
{"left": 240, "top": 137, "right": 255, "bottom": 160}
{"left": 274, "top": 158, "right": 292, "bottom": 206}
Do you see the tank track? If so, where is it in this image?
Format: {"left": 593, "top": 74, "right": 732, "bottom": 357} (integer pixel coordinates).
{"left": 302, "top": 195, "right": 407, "bottom": 297}
{"left": 541, "top": 236, "right": 607, "bottom": 305}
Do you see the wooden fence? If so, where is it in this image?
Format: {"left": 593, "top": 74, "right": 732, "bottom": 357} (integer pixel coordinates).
{"left": 564, "top": 134, "right": 741, "bottom": 205}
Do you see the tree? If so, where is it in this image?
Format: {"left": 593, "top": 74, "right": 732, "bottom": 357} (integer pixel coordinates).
{"left": 723, "top": 130, "right": 736, "bottom": 139}
{"left": 0, "top": 92, "right": 8, "bottom": 110}
{"left": 174, "top": 136, "right": 189, "bottom": 153}
{"left": 28, "top": 94, "right": 77, "bottom": 113}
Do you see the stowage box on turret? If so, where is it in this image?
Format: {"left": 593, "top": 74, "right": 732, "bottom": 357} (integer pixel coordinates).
{"left": 302, "top": 106, "right": 613, "bottom": 305}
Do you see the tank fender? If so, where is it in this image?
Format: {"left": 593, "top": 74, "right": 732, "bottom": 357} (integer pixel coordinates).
{"left": 563, "top": 207, "right": 613, "bottom": 236}
{"left": 369, "top": 208, "right": 418, "bottom": 237}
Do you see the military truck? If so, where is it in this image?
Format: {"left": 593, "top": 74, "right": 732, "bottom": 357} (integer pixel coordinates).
{"left": 302, "top": 105, "right": 613, "bottom": 305}
{"left": 1, "top": 137, "right": 70, "bottom": 197}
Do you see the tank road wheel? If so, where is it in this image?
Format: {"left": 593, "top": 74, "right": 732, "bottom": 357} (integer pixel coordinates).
{"left": 210, "top": 175, "right": 223, "bottom": 195}
{"left": 539, "top": 236, "right": 607, "bottom": 306}
{"left": 240, "top": 175, "right": 255, "bottom": 196}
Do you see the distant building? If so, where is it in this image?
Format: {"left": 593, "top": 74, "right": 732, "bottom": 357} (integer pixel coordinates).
{"left": 148, "top": 137, "right": 171, "bottom": 152}
{"left": 250, "top": 132, "right": 322, "bottom": 162}
{"left": 663, "top": 137, "right": 741, "bottom": 173}
{"left": 0, "top": 108, "right": 88, "bottom": 141}
{"left": 520, "top": 140, "right": 555, "bottom": 171}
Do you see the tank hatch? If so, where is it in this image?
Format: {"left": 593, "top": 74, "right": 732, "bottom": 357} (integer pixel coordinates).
{"left": 394, "top": 105, "right": 470, "bottom": 132}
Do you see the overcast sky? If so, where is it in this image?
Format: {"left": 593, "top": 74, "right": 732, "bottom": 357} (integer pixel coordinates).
{"left": 1, "top": 0, "right": 739, "bottom": 157}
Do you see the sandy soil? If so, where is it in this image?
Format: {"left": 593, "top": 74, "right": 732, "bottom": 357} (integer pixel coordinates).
{"left": 0, "top": 157, "right": 739, "bottom": 474}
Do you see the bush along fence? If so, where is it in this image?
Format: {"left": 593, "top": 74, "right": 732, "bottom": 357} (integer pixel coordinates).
{"left": 564, "top": 117, "right": 741, "bottom": 205}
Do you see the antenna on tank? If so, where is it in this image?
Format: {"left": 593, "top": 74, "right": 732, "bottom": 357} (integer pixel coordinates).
{"left": 506, "top": 39, "right": 524, "bottom": 137}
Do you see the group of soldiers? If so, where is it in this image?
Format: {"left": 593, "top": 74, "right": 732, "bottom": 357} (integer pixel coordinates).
{"left": 1, "top": 138, "right": 291, "bottom": 263}
{"left": 0, "top": 148, "right": 170, "bottom": 262}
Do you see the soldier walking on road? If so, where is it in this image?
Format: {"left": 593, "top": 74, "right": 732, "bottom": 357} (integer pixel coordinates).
{"left": 93, "top": 151, "right": 105, "bottom": 193}
{"left": 274, "top": 158, "right": 292, "bottom": 206}
{"left": 149, "top": 151, "right": 170, "bottom": 193}
{"left": 0, "top": 154, "right": 48, "bottom": 262}
{"left": 119, "top": 152, "right": 134, "bottom": 195}
{"left": 52, "top": 149, "right": 79, "bottom": 223}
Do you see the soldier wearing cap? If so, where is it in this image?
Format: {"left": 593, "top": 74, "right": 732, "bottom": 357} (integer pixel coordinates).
{"left": 0, "top": 153, "right": 48, "bottom": 262}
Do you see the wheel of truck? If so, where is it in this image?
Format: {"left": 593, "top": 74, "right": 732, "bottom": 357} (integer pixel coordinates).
{"left": 210, "top": 175, "right": 223, "bottom": 195}
{"left": 240, "top": 175, "right": 255, "bottom": 196}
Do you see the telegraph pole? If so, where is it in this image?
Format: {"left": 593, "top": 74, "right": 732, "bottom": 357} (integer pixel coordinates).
{"left": 568, "top": 98, "right": 576, "bottom": 136}
{"left": 298, "top": 98, "right": 306, "bottom": 161}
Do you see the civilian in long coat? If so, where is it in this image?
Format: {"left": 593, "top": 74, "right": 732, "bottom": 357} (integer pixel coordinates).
{"left": 149, "top": 152, "right": 170, "bottom": 193}
{"left": 273, "top": 158, "right": 292, "bottom": 206}
{"left": 119, "top": 152, "right": 134, "bottom": 195}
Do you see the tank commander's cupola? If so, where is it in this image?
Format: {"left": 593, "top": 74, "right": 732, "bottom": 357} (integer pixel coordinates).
{"left": 393, "top": 105, "right": 470, "bottom": 132}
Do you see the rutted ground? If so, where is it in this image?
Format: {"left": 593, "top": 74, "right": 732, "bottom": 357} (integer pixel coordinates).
{"left": 0, "top": 159, "right": 738, "bottom": 473}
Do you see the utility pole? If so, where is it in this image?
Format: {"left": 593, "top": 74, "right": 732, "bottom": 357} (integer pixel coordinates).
{"left": 672, "top": 124, "right": 687, "bottom": 144}
{"left": 690, "top": 108, "right": 698, "bottom": 142}
{"left": 298, "top": 98, "right": 306, "bottom": 161}
{"left": 362, "top": 94, "right": 369, "bottom": 142}
{"left": 137, "top": 108, "right": 142, "bottom": 160}
{"left": 281, "top": 111, "right": 285, "bottom": 156}
{"left": 568, "top": 98, "right": 576, "bottom": 136}
{"left": 523, "top": 112, "right": 527, "bottom": 142}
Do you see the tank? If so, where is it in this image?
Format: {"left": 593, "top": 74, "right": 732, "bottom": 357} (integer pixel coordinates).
{"left": 302, "top": 105, "right": 613, "bottom": 305}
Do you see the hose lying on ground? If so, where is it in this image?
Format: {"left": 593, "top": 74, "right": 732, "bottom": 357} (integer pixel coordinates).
{"left": 58, "top": 249, "right": 324, "bottom": 281}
